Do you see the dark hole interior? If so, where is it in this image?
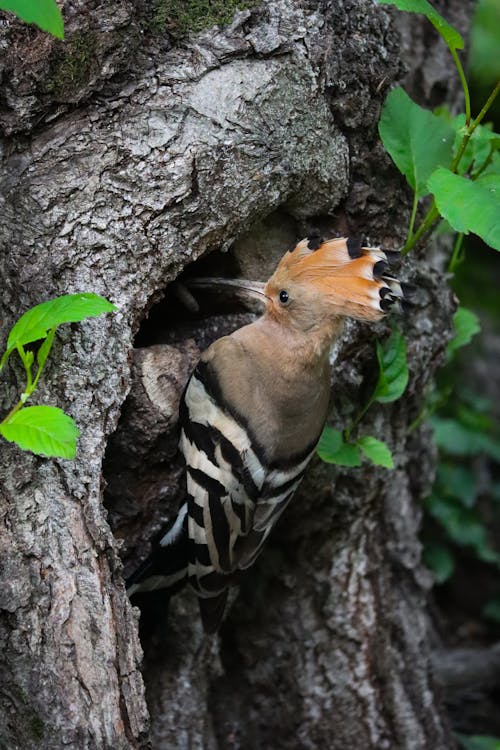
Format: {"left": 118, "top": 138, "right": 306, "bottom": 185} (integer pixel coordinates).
{"left": 134, "top": 247, "right": 254, "bottom": 349}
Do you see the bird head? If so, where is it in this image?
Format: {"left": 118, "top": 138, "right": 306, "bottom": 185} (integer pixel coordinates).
{"left": 262, "top": 236, "right": 407, "bottom": 333}
{"left": 185, "top": 236, "right": 410, "bottom": 335}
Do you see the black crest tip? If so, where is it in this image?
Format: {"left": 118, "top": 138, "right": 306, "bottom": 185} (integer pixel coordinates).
{"left": 307, "top": 233, "right": 323, "bottom": 251}
{"left": 373, "top": 260, "right": 389, "bottom": 279}
{"left": 401, "top": 282, "right": 417, "bottom": 299}
{"left": 383, "top": 249, "right": 402, "bottom": 263}
{"left": 346, "top": 236, "right": 363, "bottom": 258}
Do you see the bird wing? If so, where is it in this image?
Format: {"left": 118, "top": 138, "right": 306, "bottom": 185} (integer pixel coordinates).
{"left": 179, "top": 350, "right": 265, "bottom": 601}
{"left": 180, "top": 341, "right": 318, "bottom": 598}
{"left": 234, "top": 448, "right": 316, "bottom": 570}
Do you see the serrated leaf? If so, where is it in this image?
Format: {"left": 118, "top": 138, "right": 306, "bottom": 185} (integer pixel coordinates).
{"left": 0, "top": 0, "right": 64, "bottom": 38}
{"left": 317, "top": 427, "right": 362, "bottom": 467}
{"left": 446, "top": 307, "right": 481, "bottom": 358}
{"left": 377, "top": 0, "right": 463, "bottom": 51}
{"left": 373, "top": 329, "right": 409, "bottom": 403}
{"left": 6, "top": 293, "right": 117, "bottom": 352}
{"left": 423, "top": 542, "right": 455, "bottom": 583}
{"left": 0, "top": 406, "right": 79, "bottom": 458}
{"left": 428, "top": 167, "right": 500, "bottom": 250}
{"left": 379, "top": 88, "right": 455, "bottom": 196}
{"left": 357, "top": 436, "right": 394, "bottom": 468}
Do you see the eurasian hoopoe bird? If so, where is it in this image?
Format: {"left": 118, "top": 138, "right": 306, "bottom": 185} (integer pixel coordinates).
{"left": 128, "top": 236, "right": 409, "bottom": 632}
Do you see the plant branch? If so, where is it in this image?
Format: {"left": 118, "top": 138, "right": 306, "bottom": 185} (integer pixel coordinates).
{"left": 402, "top": 201, "right": 440, "bottom": 255}
{"left": 451, "top": 79, "right": 500, "bottom": 174}
{"left": 448, "top": 233, "right": 465, "bottom": 273}
{"left": 450, "top": 48, "right": 471, "bottom": 126}
{"left": 0, "top": 398, "right": 25, "bottom": 425}
{"left": 469, "top": 78, "right": 500, "bottom": 134}
{"left": 344, "top": 396, "right": 376, "bottom": 441}
{"left": 407, "top": 188, "right": 419, "bottom": 241}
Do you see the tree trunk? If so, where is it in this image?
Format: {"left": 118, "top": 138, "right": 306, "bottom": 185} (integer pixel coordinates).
{"left": 0, "top": 1, "right": 473, "bottom": 748}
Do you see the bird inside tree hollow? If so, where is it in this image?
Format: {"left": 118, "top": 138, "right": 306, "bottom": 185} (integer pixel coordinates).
{"left": 127, "top": 236, "right": 411, "bottom": 633}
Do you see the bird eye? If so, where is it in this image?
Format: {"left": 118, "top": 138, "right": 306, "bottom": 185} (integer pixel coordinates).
{"left": 279, "top": 290, "right": 290, "bottom": 305}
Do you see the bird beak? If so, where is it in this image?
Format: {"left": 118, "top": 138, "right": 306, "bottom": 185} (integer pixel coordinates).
{"left": 185, "top": 277, "right": 269, "bottom": 306}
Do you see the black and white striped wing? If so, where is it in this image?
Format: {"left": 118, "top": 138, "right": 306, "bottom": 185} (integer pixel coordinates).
{"left": 180, "top": 361, "right": 317, "bottom": 598}
{"left": 234, "top": 450, "right": 315, "bottom": 570}
{"left": 180, "top": 363, "right": 265, "bottom": 600}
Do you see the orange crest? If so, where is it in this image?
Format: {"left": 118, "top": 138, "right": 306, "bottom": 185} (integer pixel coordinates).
{"left": 266, "top": 236, "right": 408, "bottom": 322}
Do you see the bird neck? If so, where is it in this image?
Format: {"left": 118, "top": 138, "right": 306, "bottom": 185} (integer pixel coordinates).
{"left": 258, "top": 312, "right": 344, "bottom": 367}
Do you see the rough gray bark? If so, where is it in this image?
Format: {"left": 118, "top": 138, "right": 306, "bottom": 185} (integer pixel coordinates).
{"left": 0, "top": 1, "right": 473, "bottom": 748}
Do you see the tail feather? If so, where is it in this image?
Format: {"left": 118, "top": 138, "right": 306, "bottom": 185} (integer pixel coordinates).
{"left": 126, "top": 502, "right": 189, "bottom": 596}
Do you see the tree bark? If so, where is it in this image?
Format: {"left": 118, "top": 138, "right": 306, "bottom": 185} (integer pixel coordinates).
{"left": 0, "top": 1, "right": 473, "bottom": 748}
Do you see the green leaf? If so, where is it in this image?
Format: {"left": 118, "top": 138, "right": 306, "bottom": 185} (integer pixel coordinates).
{"left": 0, "top": 406, "right": 79, "bottom": 459}
{"left": 6, "top": 293, "right": 117, "bottom": 352}
{"left": 373, "top": 329, "right": 409, "bottom": 403}
{"left": 435, "top": 463, "right": 476, "bottom": 508}
{"left": 357, "top": 436, "right": 394, "bottom": 468}
{"left": 470, "top": 130, "right": 500, "bottom": 177}
{"left": 446, "top": 307, "right": 481, "bottom": 358}
{"left": 428, "top": 167, "right": 500, "bottom": 250}
{"left": 379, "top": 88, "right": 455, "bottom": 196}
{"left": 0, "top": 0, "right": 64, "bottom": 38}
{"left": 423, "top": 542, "right": 455, "bottom": 583}
{"left": 483, "top": 596, "right": 500, "bottom": 624}
{"left": 377, "top": 0, "right": 463, "bottom": 51}
{"left": 469, "top": 0, "right": 500, "bottom": 84}
{"left": 481, "top": 150, "right": 500, "bottom": 179}
{"left": 425, "top": 493, "right": 499, "bottom": 563}
{"left": 431, "top": 417, "right": 500, "bottom": 461}
{"left": 317, "top": 427, "right": 362, "bottom": 467}
{"left": 456, "top": 734, "right": 500, "bottom": 750}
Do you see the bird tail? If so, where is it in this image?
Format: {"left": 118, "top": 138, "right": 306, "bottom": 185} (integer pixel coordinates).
{"left": 270, "top": 236, "right": 413, "bottom": 322}
{"left": 126, "top": 502, "right": 189, "bottom": 597}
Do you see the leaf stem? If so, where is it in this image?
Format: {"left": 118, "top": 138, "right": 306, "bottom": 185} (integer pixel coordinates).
{"left": 402, "top": 201, "right": 440, "bottom": 255}
{"left": 0, "top": 398, "right": 25, "bottom": 425}
{"left": 16, "top": 344, "right": 33, "bottom": 391}
{"left": 1, "top": 333, "right": 57, "bottom": 428}
{"left": 344, "top": 396, "right": 376, "bottom": 441}
{"left": 407, "top": 189, "right": 419, "bottom": 241}
{"left": 470, "top": 78, "right": 500, "bottom": 134}
{"left": 33, "top": 327, "right": 56, "bottom": 391}
{"left": 450, "top": 48, "right": 471, "bottom": 126}
{"left": 451, "top": 79, "right": 500, "bottom": 174}
{"left": 448, "top": 233, "right": 465, "bottom": 273}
